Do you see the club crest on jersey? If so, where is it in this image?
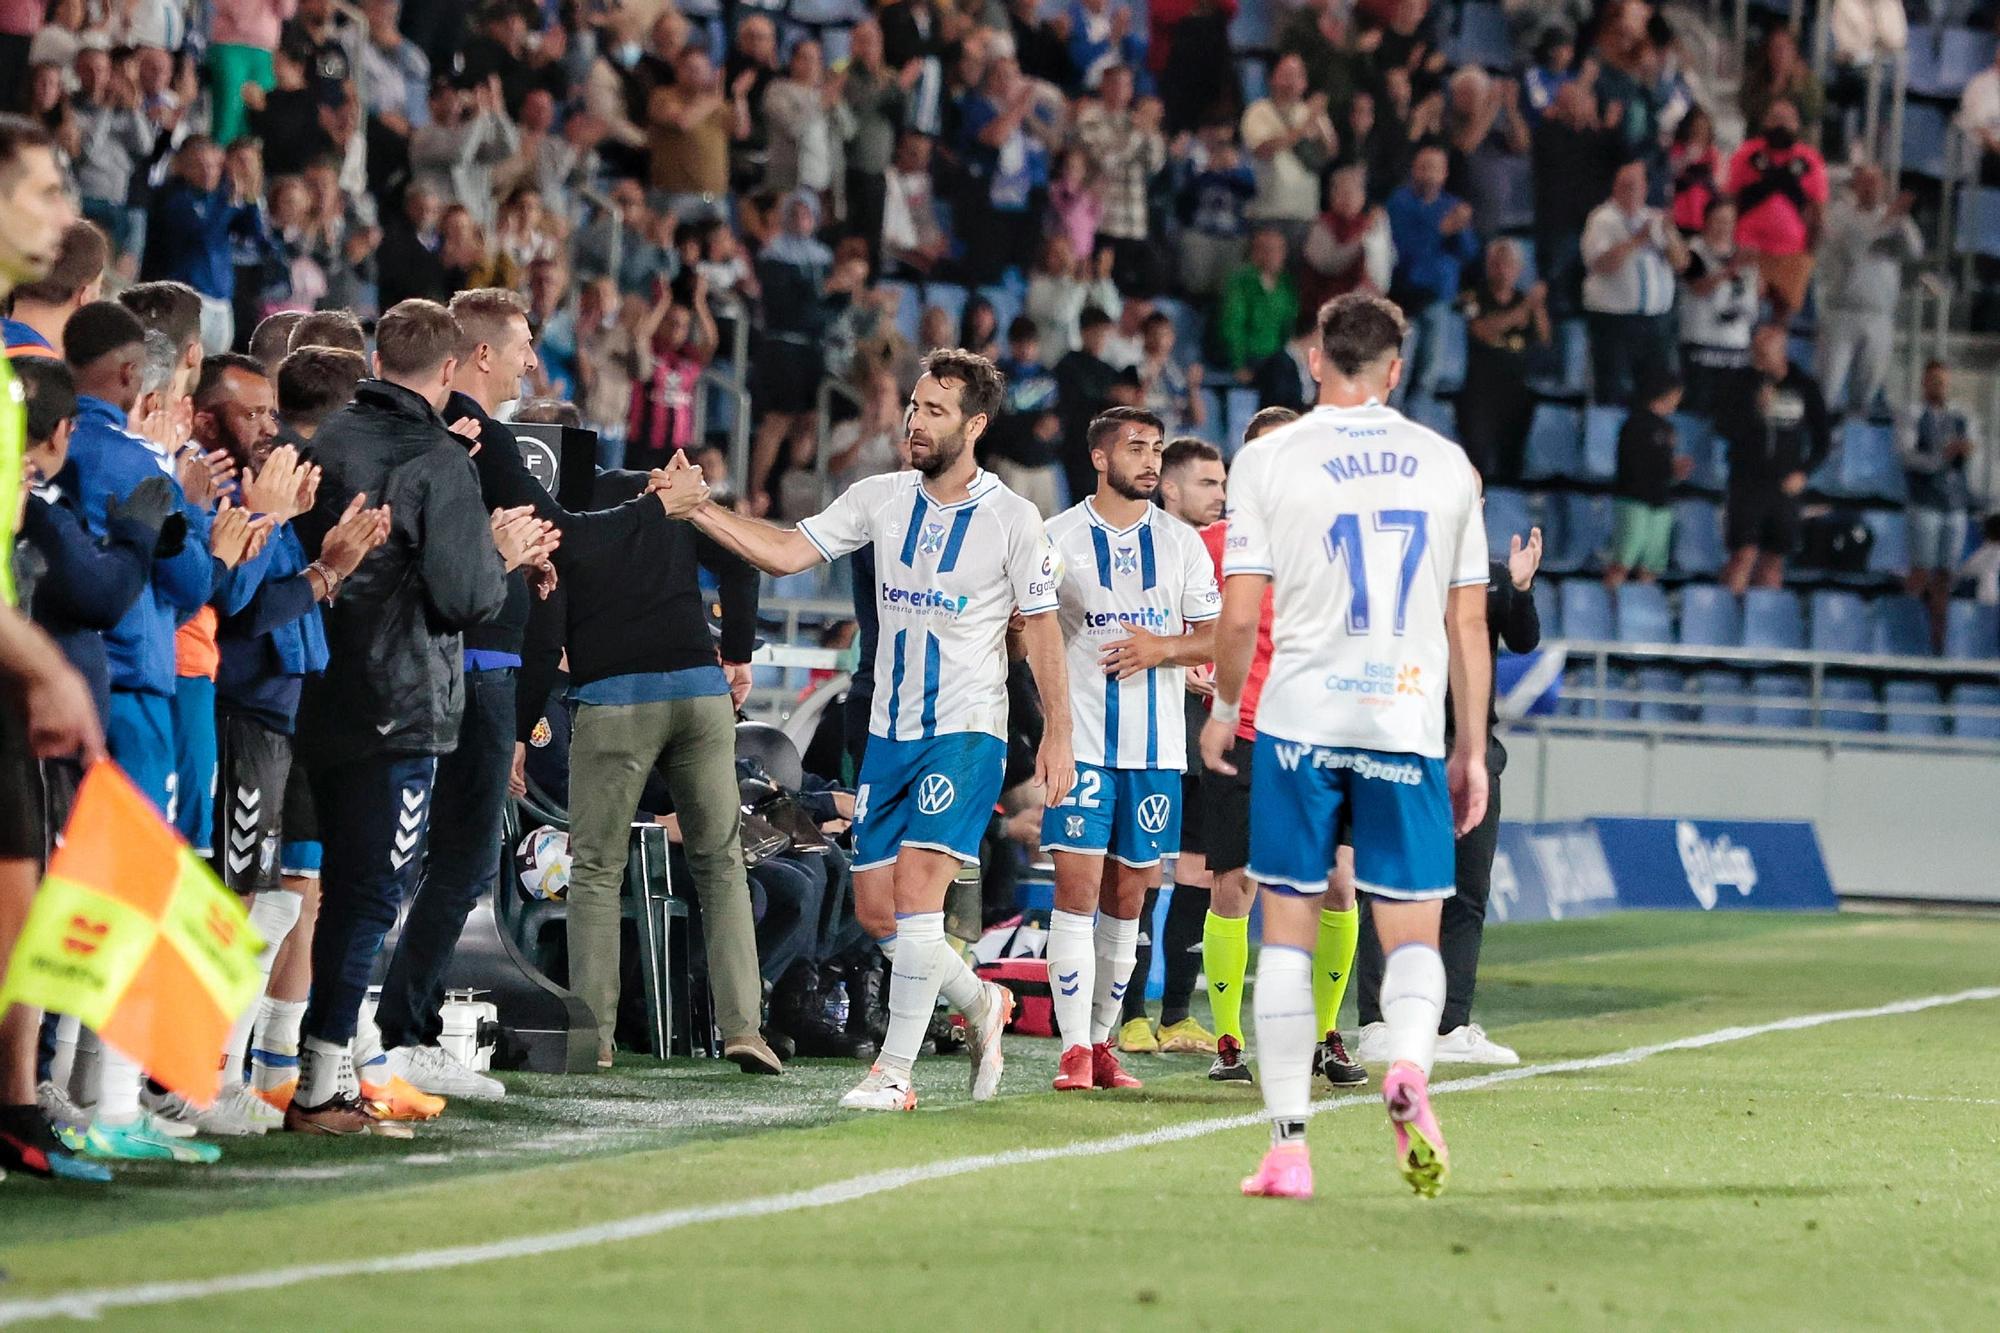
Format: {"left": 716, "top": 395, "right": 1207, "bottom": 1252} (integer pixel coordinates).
{"left": 1112, "top": 546, "right": 1138, "bottom": 575}
{"left": 917, "top": 522, "right": 948, "bottom": 556}
{"left": 1136, "top": 794, "right": 1171, "bottom": 835}
{"left": 916, "top": 773, "right": 956, "bottom": 816}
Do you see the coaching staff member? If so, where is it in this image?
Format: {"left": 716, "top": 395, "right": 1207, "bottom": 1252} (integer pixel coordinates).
{"left": 289, "top": 299, "right": 555, "bottom": 1134}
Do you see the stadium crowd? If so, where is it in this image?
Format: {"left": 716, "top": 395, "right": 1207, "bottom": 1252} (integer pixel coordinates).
{"left": 0, "top": 0, "right": 1990, "bottom": 1182}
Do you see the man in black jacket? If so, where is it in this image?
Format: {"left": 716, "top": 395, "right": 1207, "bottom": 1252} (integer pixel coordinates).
{"left": 517, "top": 452, "right": 776, "bottom": 1075}
{"left": 289, "top": 299, "right": 554, "bottom": 1135}
{"left": 1718, "top": 322, "right": 1832, "bottom": 596}
{"left": 373, "top": 288, "right": 684, "bottom": 1096}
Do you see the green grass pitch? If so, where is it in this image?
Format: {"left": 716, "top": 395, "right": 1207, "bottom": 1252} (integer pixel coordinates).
{"left": 5, "top": 911, "right": 1998, "bottom": 1330}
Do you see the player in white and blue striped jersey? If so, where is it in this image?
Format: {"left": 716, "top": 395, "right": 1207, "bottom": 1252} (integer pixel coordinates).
{"left": 1039, "top": 408, "right": 1219, "bottom": 1092}
{"left": 648, "top": 350, "right": 1076, "bottom": 1114}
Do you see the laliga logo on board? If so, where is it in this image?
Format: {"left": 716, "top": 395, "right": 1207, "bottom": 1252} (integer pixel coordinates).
{"left": 1676, "top": 821, "right": 1759, "bottom": 910}
{"left": 63, "top": 914, "right": 110, "bottom": 957}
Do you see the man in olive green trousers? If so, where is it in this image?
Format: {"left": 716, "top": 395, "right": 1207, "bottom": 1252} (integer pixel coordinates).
{"left": 565, "top": 690, "right": 779, "bottom": 1074}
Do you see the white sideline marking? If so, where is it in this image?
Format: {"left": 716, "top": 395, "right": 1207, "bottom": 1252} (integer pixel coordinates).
{"left": 8, "top": 986, "right": 1997, "bottom": 1326}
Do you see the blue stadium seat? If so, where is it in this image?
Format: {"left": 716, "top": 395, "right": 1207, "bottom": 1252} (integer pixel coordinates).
{"left": 1559, "top": 580, "right": 1614, "bottom": 642}
{"left": 880, "top": 279, "right": 923, "bottom": 343}
{"left": 1615, "top": 582, "right": 1673, "bottom": 646}
{"left": 1671, "top": 498, "right": 1727, "bottom": 576}
{"left": 1901, "top": 102, "right": 1953, "bottom": 180}
{"left": 1679, "top": 583, "right": 1741, "bottom": 647}
{"left": 1153, "top": 296, "right": 1205, "bottom": 369}
{"left": 1582, "top": 406, "right": 1622, "bottom": 482}
{"left": 1670, "top": 412, "right": 1725, "bottom": 490}
{"left": 923, "top": 282, "right": 969, "bottom": 332}
{"left": 1950, "top": 684, "right": 2000, "bottom": 739}
{"left": 1632, "top": 667, "right": 1686, "bottom": 722}
{"left": 1224, "top": 388, "right": 1260, "bottom": 453}
{"left": 1404, "top": 391, "right": 1455, "bottom": 438}
{"left": 1229, "top": 0, "right": 1278, "bottom": 50}
{"left": 1863, "top": 510, "right": 1911, "bottom": 578}
{"left": 1446, "top": 3, "right": 1516, "bottom": 70}
{"left": 1884, "top": 680, "right": 1945, "bottom": 737}
{"left": 1530, "top": 576, "right": 1559, "bottom": 637}
{"left": 820, "top": 24, "right": 853, "bottom": 65}
{"left": 1489, "top": 155, "right": 1538, "bottom": 233}
{"left": 1872, "top": 594, "right": 1933, "bottom": 657}
{"left": 1820, "top": 676, "right": 1880, "bottom": 732}
{"left": 1522, "top": 404, "right": 1583, "bottom": 480}
{"left": 1426, "top": 314, "right": 1468, "bottom": 394}
{"left": 1955, "top": 187, "right": 2000, "bottom": 260}
{"left": 1547, "top": 492, "right": 1611, "bottom": 572}
{"left": 1488, "top": 486, "right": 1528, "bottom": 556}
{"left": 1834, "top": 420, "right": 1905, "bottom": 501}
{"left": 1527, "top": 319, "right": 1591, "bottom": 397}
{"left": 1562, "top": 666, "right": 1634, "bottom": 720}
{"left": 1945, "top": 600, "right": 2000, "bottom": 659}
{"left": 1693, "top": 669, "right": 1752, "bottom": 725}
{"left": 1237, "top": 55, "right": 1269, "bottom": 106}
{"left": 1742, "top": 588, "right": 1804, "bottom": 651}
{"left": 1751, "top": 674, "right": 1810, "bottom": 728}
{"left": 1936, "top": 26, "right": 1999, "bottom": 93}
{"left": 1808, "top": 590, "right": 1870, "bottom": 654}
{"left": 977, "top": 284, "right": 1022, "bottom": 338}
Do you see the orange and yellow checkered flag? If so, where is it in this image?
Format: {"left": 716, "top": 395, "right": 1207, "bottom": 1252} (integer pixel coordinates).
{"left": 0, "top": 762, "right": 264, "bottom": 1107}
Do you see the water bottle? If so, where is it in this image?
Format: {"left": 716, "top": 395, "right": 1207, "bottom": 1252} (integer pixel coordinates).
{"left": 825, "top": 980, "right": 850, "bottom": 1030}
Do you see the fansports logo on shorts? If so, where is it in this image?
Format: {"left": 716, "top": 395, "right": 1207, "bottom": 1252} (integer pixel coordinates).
{"left": 916, "top": 773, "right": 956, "bottom": 816}
{"left": 1269, "top": 743, "right": 1423, "bottom": 785}
{"left": 1136, "top": 793, "right": 1171, "bottom": 835}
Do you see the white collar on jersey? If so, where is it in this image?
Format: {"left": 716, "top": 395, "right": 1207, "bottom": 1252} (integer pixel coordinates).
{"left": 1081, "top": 495, "right": 1156, "bottom": 536}
{"left": 912, "top": 467, "right": 994, "bottom": 510}
{"left": 1311, "top": 397, "right": 1389, "bottom": 415}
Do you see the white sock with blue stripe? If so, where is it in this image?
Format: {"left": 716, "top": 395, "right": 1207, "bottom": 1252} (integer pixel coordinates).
{"left": 1381, "top": 944, "right": 1446, "bottom": 1076}
{"left": 1090, "top": 913, "right": 1139, "bottom": 1045}
{"left": 1047, "top": 909, "right": 1096, "bottom": 1051}
{"left": 1254, "top": 945, "right": 1316, "bottom": 1140}
{"left": 879, "top": 913, "right": 947, "bottom": 1076}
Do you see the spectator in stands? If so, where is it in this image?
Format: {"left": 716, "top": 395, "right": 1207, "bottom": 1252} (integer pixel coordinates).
{"left": 1217, "top": 225, "right": 1298, "bottom": 381}
{"left": 1717, "top": 322, "right": 1832, "bottom": 594}
{"left": 1458, "top": 237, "right": 1549, "bottom": 482}
{"left": 1100, "top": 294, "right": 1154, "bottom": 369}
{"left": 1582, "top": 158, "right": 1686, "bottom": 408}
{"left": 1725, "top": 98, "right": 1827, "bottom": 318}
{"left": 1299, "top": 164, "right": 1392, "bottom": 317}
{"left": 1606, "top": 371, "right": 1692, "bottom": 591}
{"left": 1816, "top": 164, "right": 1921, "bottom": 418}
{"left": 241, "top": 47, "right": 334, "bottom": 181}
{"left": 575, "top": 280, "right": 663, "bottom": 471}
{"left": 1027, "top": 233, "right": 1120, "bottom": 361}
{"left": 880, "top": 130, "right": 950, "bottom": 279}
{"left": 749, "top": 193, "right": 860, "bottom": 515}
{"left": 764, "top": 39, "right": 844, "bottom": 206}
{"left": 1073, "top": 65, "right": 1166, "bottom": 293}
{"left": 1047, "top": 144, "right": 1106, "bottom": 264}
{"left": 1957, "top": 42, "right": 2000, "bottom": 180}
{"left": 378, "top": 183, "right": 448, "bottom": 308}
{"left": 413, "top": 75, "right": 519, "bottom": 233}
{"left": 991, "top": 316, "right": 1066, "bottom": 516}
{"left": 359, "top": 0, "right": 431, "bottom": 193}
{"left": 495, "top": 90, "right": 602, "bottom": 227}
{"left": 70, "top": 49, "right": 159, "bottom": 268}
{"left": 5, "top": 221, "right": 106, "bottom": 358}
{"left": 1385, "top": 142, "right": 1479, "bottom": 402}
{"left": 827, "top": 365, "right": 907, "bottom": 497}
{"left": 581, "top": 4, "right": 675, "bottom": 181}
{"left": 1136, "top": 310, "right": 1205, "bottom": 435}
{"left": 626, "top": 286, "right": 717, "bottom": 475}
{"left": 1253, "top": 315, "right": 1318, "bottom": 414}
{"left": 1532, "top": 77, "right": 1625, "bottom": 315}
{"left": 842, "top": 21, "right": 911, "bottom": 265}
{"left": 1154, "top": 0, "right": 1239, "bottom": 137}
{"left": 143, "top": 138, "right": 270, "bottom": 355}
{"left": 1522, "top": 27, "right": 1576, "bottom": 125}
{"left": 1280, "top": 0, "right": 1369, "bottom": 108}
{"left": 209, "top": 0, "right": 290, "bottom": 147}
{"left": 1678, "top": 197, "right": 1760, "bottom": 419}
{"left": 1174, "top": 124, "right": 1256, "bottom": 300}
{"left": 959, "top": 55, "right": 1058, "bottom": 284}
{"left": 649, "top": 49, "right": 749, "bottom": 220}
{"left": 724, "top": 14, "right": 782, "bottom": 194}
{"left": 1067, "top": 0, "right": 1146, "bottom": 93}
{"left": 1899, "top": 361, "right": 1978, "bottom": 645}
{"left": 1444, "top": 66, "right": 1531, "bottom": 238}
{"left": 1055, "top": 304, "right": 1125, "bottom": 502}
{"left": 1240, "top": 53, "right": 1335, "bottom": 257}
{"left": 1669, "top": 105, "right": 1722, "bottom": 235}
{"left": 1740, "top": 23, "right": 1824, "bottom": 142}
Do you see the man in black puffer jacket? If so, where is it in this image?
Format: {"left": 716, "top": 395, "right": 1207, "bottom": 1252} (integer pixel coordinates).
{"left": 290, "top": 299, "right": 555, "bottom": 1135}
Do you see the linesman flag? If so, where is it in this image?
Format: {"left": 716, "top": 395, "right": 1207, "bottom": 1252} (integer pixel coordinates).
{"left": 0, "top": 762, "right": 263, "bottom": 1107}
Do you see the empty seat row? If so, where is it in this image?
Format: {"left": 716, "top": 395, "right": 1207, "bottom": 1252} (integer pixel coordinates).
{"left": 1561, "top": 670, "right": 2000, "bottom": 738}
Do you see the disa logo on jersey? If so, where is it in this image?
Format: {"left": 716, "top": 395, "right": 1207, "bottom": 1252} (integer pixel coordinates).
{"left": 881, "top": 582, "right": 969, "bottom": 615}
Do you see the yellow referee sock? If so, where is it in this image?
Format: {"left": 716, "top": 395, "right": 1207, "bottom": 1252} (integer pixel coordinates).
{"left": 1312, "top": 906, "right": 1360, "bottom": 1038}
{"left": 1203, "top": 911, "right": 1251, "bottom": 1044}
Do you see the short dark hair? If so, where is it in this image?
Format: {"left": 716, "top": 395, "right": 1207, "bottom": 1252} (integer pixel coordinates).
{"left": 374, "top": 299, "right": 462, "bottom": 380}
{"left": 14, "top": 221, "right": 107, "bottom": 306}
{"left": 289, "top": 308, "right": 367, "bottom": 354}
{"left": 447, "top": 287, "right": 530, "bottom": 358}
{"left": 1087, "top": 406, "right": 1165, "bottom": 453}
{"left": 277, "top": 346, "right": 367, "bottom": 426}
{"left": 1079, "top": 305, "right": 1114, "bottom": 332}
{"left": 1006, "top": 315, "right": 1039, "bottom": 343}
{"left": 63, "top": 300, "right": 148, "bottom": 372}
{"left": 194, "top": 351, "right": 268, "bottom": 407}
{"left": 14, "top": 355, "right": 76, "bottom": 444}
{"left": 1923, "top": 358, "right": 1948, "bottom": 376}
{"left": 118, "top": 281, "right": 203, "bottom": 354}
{"left": 1245, "top": 405, "right": 1300, "bottom": 442}
{"left": 513, "top": 398, "right": 582, "bottom": 427}
{"left": 0, "top": 113, "right": 54, "bottom": 187}
{"left": 919, "top": 347, "right": 1005, "bottom": 423}
{"left": 1161, "top": 436, "right": 1221, "bottom": 478}
{"left": 1316, "top": 293, "right": 1408, "bottom": 379}
{"left": 249, "top": 310, "right": 307, "bottom": 370}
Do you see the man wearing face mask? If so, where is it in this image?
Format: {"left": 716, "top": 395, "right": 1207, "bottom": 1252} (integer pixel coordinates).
{"left": 1723, "top": 98, "right": 1827, "bottom": 318}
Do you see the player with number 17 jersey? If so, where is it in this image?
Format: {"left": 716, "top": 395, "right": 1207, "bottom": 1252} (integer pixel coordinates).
{"left": 1221, "top": 402, "right": 1487, "bottom": 898}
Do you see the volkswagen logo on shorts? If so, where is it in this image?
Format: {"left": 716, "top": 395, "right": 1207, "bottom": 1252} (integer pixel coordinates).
{"left": 916, "top": 773, "right": 956, "bottom": 816}
{"left": 1137, "top": 794, "right": 1171, "bottom": 835}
